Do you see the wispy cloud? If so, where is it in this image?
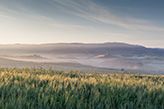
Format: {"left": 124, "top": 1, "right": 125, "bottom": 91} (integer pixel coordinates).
{"left": 0, "top": 1, "right": 90, "bottom": 31}
{"left": 1, "top": 0, "right": 163, "bottom": 31}
{"left": 53, "top": 0, "right": 164, "bottom": 31}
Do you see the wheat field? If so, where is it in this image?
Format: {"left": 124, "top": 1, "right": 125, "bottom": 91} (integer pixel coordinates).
{"left": 0, "top": 67, "right": 163, "bottom": 109}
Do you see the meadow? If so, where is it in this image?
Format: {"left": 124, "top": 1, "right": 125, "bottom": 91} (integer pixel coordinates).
{"left": 0, "top": 67, "right": 163, "bottom": 109}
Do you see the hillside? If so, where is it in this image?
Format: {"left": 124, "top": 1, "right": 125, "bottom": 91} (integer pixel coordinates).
{"left": 1, "top": 43, "right": 164, "bottom": 56}
{"left": 0, "top": 42, "right": 164, "bottom": 74}
{"left": 0, "top": 57, "right": 120, "bottom": 73}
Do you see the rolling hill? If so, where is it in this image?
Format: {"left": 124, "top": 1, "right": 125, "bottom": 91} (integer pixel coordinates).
{"left": 0, "top": 42, "right": 164, "bottom": 74}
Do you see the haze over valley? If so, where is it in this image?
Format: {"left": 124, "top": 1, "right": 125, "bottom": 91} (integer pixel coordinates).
{"left": 1, "top": 43, "right": 164, "bottom": 74}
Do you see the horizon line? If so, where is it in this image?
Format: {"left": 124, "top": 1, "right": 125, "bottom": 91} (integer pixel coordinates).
{"left": 0, "top": 42, "right": 163, "bottom": 49}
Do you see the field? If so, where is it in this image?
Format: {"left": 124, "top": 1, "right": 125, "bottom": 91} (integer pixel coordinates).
{"left": 0, "top": 67, "right": 163, "bottom": 109}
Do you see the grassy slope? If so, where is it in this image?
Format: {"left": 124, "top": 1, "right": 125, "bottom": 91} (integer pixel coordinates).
{"left": 0, "top": 67, "right": 164, "bottom": 109}
{"left": 0, "top": 57, "right": 121, "bottom": 73}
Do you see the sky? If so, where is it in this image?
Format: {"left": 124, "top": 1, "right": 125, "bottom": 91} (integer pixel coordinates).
{"left": 0, "top": 0, "right": 164, "bottom": 48}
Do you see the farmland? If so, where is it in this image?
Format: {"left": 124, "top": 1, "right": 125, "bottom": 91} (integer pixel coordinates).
{"left": 0, "top": 67, "right": 163, "bottom": 109}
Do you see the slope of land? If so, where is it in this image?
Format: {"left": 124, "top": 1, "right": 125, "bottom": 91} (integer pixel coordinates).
{"left": 0, "top": 42, "right": 164, "bottom": 74}
{"left": 0, "top": 57, "right": 120, "bottom": 73}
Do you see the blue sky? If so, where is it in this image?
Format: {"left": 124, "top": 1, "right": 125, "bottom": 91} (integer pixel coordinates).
{"left": 0, "top": 0, "right": 164, "bottom": 48}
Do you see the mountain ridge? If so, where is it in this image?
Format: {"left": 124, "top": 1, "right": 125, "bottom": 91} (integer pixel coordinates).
{"left": 0, "top": 42, "right": 153, "bottom": 48}
{"left": 0, "top": 42, "right": 163, "bottom": 56}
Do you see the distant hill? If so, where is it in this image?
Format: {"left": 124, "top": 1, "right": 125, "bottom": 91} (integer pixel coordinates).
{"left": 0, "top": 42, "right": 164, "bottom": 57}
{"left": 0, "top": 42, "right": 164, "bottom": 74}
